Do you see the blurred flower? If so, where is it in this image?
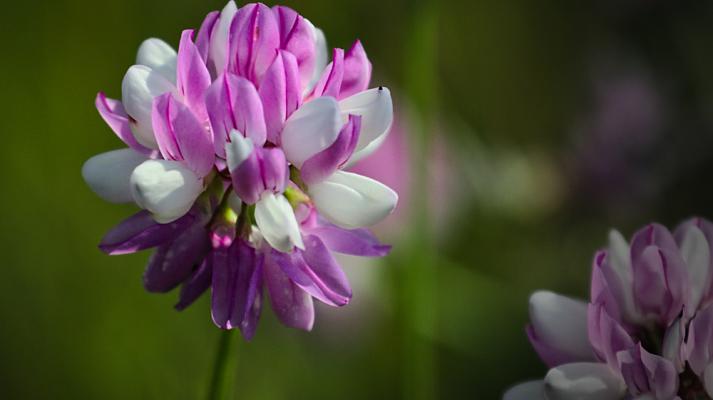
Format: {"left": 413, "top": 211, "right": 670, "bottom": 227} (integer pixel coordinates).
{"left": 505, "top": 218, "right": 713, "bottom": 399}
{"left": 82, "top": 1, "right": 397, "bottom": 339}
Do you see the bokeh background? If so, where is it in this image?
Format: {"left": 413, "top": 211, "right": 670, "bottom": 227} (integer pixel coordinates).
{"left": 3, "top": 0, "right": 713, "bottom": 398}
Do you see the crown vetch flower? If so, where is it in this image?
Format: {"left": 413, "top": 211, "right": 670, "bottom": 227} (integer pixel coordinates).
{"left": 82, "top": 1, "right": 398, "bottom": 339}
{"left": 504, "top": 218, "right": 713, "bottom": 400}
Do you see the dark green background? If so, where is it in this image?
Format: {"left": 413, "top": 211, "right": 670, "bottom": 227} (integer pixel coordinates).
{"left": 3, "top": 0, "right": 713, "bottom": 398}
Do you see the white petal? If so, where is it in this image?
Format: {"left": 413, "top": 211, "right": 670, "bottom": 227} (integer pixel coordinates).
{"left": 544, "top": 363, "right": 626, "bottom": 400}
{"left": 281, "top": 96, "right": 341, "bottom": 167}
{"left": 309, "top": 170, "right": 398, "bottom": 229}
{"left": 254, "top": 193, "right": 304, "bottom": 252}
{"left": 130, "top": 159, "right": 203, "bottom": 223}
{"left": 607, "top": 229, "right": 640, "bottom": 324}
{"left": 339, "top": 86, "right": 393, "bottom": 155}
{"left": 529, "top": 291, "right": 593, "bottom": 360}
{"left": 136, "top": 38, "right": 177, "bottom": 83}
{"left": 121, "top": 65, "right": 176, "bottom": 148}
{"left": 209, "top": 0, "right": 238, "bottom": 76}
{"left": 342, "top": 125, "right": 389, "bottom": 168}
{"left": 225, "top": 130, "right": 254, "bottom": 171}
{"left": 704, "top": 362, "right": 713, "bottom": 398}
{"left": 680, "top": 225, "right": 710, "bottom": 312}
{"left": 304, "top": 21, "right": 327, "bottom": 95}
{"left": 662, "top": 318, "right": 684, "bottom": 372}
{"left": 82, "top": 149, "right": 148, "bottom": 203}
{"left": 503, "top": 381, "right": 545, "bottom": 400}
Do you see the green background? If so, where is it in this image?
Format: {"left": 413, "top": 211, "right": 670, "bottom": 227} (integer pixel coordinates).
{"left": 2, "top": 0, "right": 713, "bottom": 398}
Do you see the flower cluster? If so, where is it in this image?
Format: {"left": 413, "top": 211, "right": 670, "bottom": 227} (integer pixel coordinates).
{"left": 505, "top": 218, "right": 713, "bottom": 400}
{"left": 82, "top": 1, "right": 397, "bottom": 339}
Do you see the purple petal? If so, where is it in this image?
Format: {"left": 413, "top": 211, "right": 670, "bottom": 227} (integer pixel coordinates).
{"left": 195, "top": 11, "right": 220, "bottom": 64}
{"left": 273, "top": 5, "right": 315, "bottom": 88}
{"left": 685, "top": 304, "right": 713, "bottom": 375}
{"left": 264, "top": 252, "right": 314, "bottom": 330}
{"left": 259, "top": 147, "right": 288, "bottom": 194}
{"left": 272, "top": 235, "right": 352, "bottom": 306}
{"left": 305, "top": 220, "right": 390, "bottom": 257}
{"left": 311, "top": 48, "right": 344, "bottom": 98}
{"left": 339, "top": 40, "right": 372, "bottom": 99}
{"left": 206, "top": 73, "right": 267, "bottom": 157}
{"left": 230, "top": 150, "right": 262, "bottom": 204}
{"left": 99, "top": 210, "right": 195, "bottom": 255}
{"left": 95, "top": 92, "right": 153, "bottom": 155}
{"left": 175, "top": 255, "right": 213, "bottom": 310}
{"left": 211, "top": 240, "right": 263, "bottom": 331}
{"left": 144, "top": 222, "right": 211, "bottom": 293}
{"left": 587, "top": 302, "right": 635, "bottom": 369}
{"left": 300, "top": 114, "right": 361, "bottom": 185}
{"left": 151, "top": 93, "right": 215, "bottom": 177}
{"left": 618, "top": 344, "right": 679, "bottom": 399}
{"left": 633, "top": 246, "right": 686, "bottom": 326}
{"left": 258, "top": 50, "right": 301, "bottom": 144}
{"left": 228, "top": 3, "right": 279, "bottom": 83}
{"left": 630, "top": 223, "right": 681, "bottom": 268}
{"left": 177, "top": 29, "right": 211, "bottom": 121}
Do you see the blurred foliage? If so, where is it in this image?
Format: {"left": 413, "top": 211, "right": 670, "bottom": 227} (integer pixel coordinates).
{"left": 3, "top": 0, "right": 713, "bottom": 398}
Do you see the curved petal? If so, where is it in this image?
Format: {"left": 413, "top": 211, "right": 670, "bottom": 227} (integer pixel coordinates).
{"left": 176, "top": 29, "right": 211, "bottom": 120}
{"left": 339, "top": 40, "right": 371, "bottom": 99}
{"left": 254, "top": 193, "right": 304, "bottom": 252}
{"left": 264, "top": 252, "right": 314, "bottom": 330}
{"left": 175, "top": 255, "right": 213, "bottom": 310}
{"left": 301, "top": 115, "right": 360, "bottom": 185}
{"left": 685, "top": 304, "right": 713, "bottom": 375}
{"left": 195, "top": 11, "right": 220, "bottom": 63}
{"left": 617, "top": 344, "right": 679, "bottom": 399}
{"left": 206, "top": 73, "right": 267, "bottom": 156}
{"left": 503, "top": 381, "right": 545, "bottom": 400}
{"left": 95, "top": 92, "right": 152, "bottom": 155}
{"left": 309, "top": 170, "right": 397, "bottom": 229}
{"left": 600, "top": 230, "right": 641, "bottom": 325}
{"left": 130, "top": 159, "right": 204, "bottom": 223}
{"left": 228, "top": 3, "right": 279, "bottom": 83}
{"left": 543, "top": 362, "right": 626, "bottom": 400}
{"left": 304, "top": 23, "right": 327, "bottom": 95}
{"left": 527, "top": 291, "right": 595, "bottom": 367}
{"left": 679, "top": 225, "right": 711, "bottom": 314}
{"left": 273, "top": 6, "right": 316, "bottom": 88}
{"left": 305, "top": 222, "right": 390, "bottom": 257}
{"left": 82, "top": 148, "right": 148, "bottom": 203}
{"left": 98, "top": 210, "right": 195, "bottom": 255}
{"left": 136, "top": 38, "right": 177, "bottom": 83}
{"left": 339, "top": 86, "right": 393, "bottom": 155}
{"left": 258, "top": 50, "right": 301, "bottom": 144}
{"left": 208, "top": 0, "right": 238, "bottom": 76}
{"left": 311, "top": 48, "right": 344, "bottom": 98}
{"left": 121, "top": 65, "right": 176, "bottom": 148}
{"left": 144, "top": 222, "right": 210, "bottom": 293}
{"left": 152, "top": 93, "right": 214, "bottom": 177}
{"left": 281, "top": 96, "right": 342, "bottom": 167}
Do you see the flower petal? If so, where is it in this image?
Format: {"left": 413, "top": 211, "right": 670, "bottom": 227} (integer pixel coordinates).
{"left": 82, "top": 148, "right": 148, "bottom": 203}
{"left": 195, "top": 11, "right": 220, "bottom": 64}
{"left": 599, "top": 230, "right": 641, "bottom": 325}
{"left": 617, "top": 344, "right": 679, "bottom": 399}
{"left": 176, "top": 29, "right": 211, "bottom": 120}
{"left": 339, "top": 86, "right": 393, "bottom": 155}
{"left": 705, "top": 363, "right": 713, "bottom": 398}
{"left": 130, "top": 159, "right": 204, "bottom": 223}
{"left": 273, "top": 6, "right": 316, "bottom": 89}
{"left": 208, "top": 0, "right": 238, "bottom": 76}
{"left": 503, "top": 381, "right": 545, "bottom": 400}
{"left": 679, "top": 225, "right": 711, "bottom": 314}
{"left": 95, "top": 92, "right": 153, "bottom": 155}
{"left": 206, "top": 72, "right": 267, "bottom": 157}
{"left": 136, "top": 38, "right": 177, "bottom": 83}
{"left": 685, "top": 304, "right": 713, "bottom": 375}
{"left": 258, "top": 50, "right": 301, "bottom": 144}
{"left": 544, "top": 362, "right": 626, "bottom": 400}
{"left": 144, "top": 221, "right": 210, "bottom": 293}
{"left": 339, "top": 40, "right": 371, "bottom": 99}
{"left": 228, "top": 3, "right": 279, "bottom": 83}
{"left": 254, "top": 193, "right": 304, "bottom": 252}
{"left": 309, "top": 170, "right": 397, "bottom": 229}
{"left": 152, "top": 93, "right": 214, "bottom": 177}
{"left": 311, "top": 48, "right": 344, "bottom": 98}
{"left": 304, "top": 23, "right": 327, "bottom": 95}
{"left": 281, "top": 96, "right": 342, "bottom": 167}
{"left": 175, "top": 255, "right": 213, "bottom": 310}
{"left": 98, "top": 210, "right": 195, "bottom": 255}
{"left": 527, "top": 291, "right": 594, "bottom": 367}
{"left": 121, "top": 65, "right": 176, "bottom": 148}
{"left": 264, "top": 252, "right": 314, "bottom": 331}
{"left": 305, "top": 221, "right": 390, "bottom": 257}
{"left": 301, "top": 115, "right": 361, "bottom": 185}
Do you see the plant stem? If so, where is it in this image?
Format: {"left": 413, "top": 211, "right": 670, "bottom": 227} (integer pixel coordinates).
{"left": 207, "top": 329, "right": 234, "bottom": 400}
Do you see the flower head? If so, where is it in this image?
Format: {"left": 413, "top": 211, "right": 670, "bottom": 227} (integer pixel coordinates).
{"left": 82, "top": 1, "right": 397, "bottom": 339}
{"left": 505, "top": 217, "right": 713, "bottom": 400}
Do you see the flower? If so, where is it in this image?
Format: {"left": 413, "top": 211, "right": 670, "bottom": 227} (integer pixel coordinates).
{"left": 504, "top": 218, "right": 713, "bottom": 400}
{"left": 82, "top": 1, "right": 397, "bottom": 339}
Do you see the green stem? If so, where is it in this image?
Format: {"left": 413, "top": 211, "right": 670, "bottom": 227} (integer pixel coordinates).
{"left": 207, "top": 329, "right": 234, "bottom": 400}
